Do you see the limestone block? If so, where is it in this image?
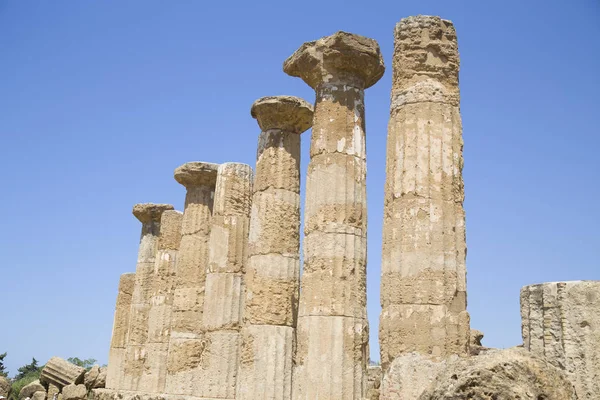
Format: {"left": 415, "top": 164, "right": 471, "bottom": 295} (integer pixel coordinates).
{"left": 244, "top": 258, "right": 298, "bottom": 326}
{"left": 165, "top": 332, "right": 239, "bottom": 398}
{"left": 212, "top": 163, "right": 253, "bottom": 218}
{"left": 304, "top": 154, "right": 367, "bottom": 236}
{"left": 122, "top": 343, "right": 169, "bottom": 393}
{"left": 105, "top": 347, "right": 124, "bottom": 390}
{"left": 147, "top": 303, "right": 172, "bottom": 343}
{"left": 61, "top": 384, "right": 87, "bottom": 400}
{"left": 93, "top": 368, "right": 106, "bottom": 389}
{"left": 365, "top": 366, "right": 381, "bottom": 400}
{"left": 248, "top": 190, "right": 300, "bottom": 257}
{"left": 31, "top": 391, "right": 46, "bottom": 400}
{"left": 283, "top": 31, "right": 385, "bottom": 90}
{"left": 293, "top": 315, "right": 368, "bottom": 400}
{"left": 253, "top": 130, "right": 301, "bottom": 194}
{"left": 40, "top": 358, "right": 85, "bottom": 388}
{"left": 126, "top": 303, "right": 149, "bottom": 345}
{"left": 0, "top": 375, "right": 11, "bottom": 398}
{"left": 237, "top": 325, "right": 294, "bottom": 400}
{"left": 202, "top": 272, "right": 244, "bottom": 331}
{"left": 207, "top": 215, "right": 250, "bottom": 273}
{"left": 385, "top": 104, "right": 464, "bottom": 203}
{"left": 300, "top": 232, "right": 366, "bottom": 318}
{"left": 521, "top": 280, "right": 600, "bottom": 399}
{"left": 19, "top": 380, "right": 44, "bottom": 399}
{"left": 391, "top": 16, "right": 460, "bottom": 100}
{"left": 175, "top": 235, "right": 209, "bottom": 288}
{"left": 380, "top": 353, "right": 447, "bottom": 400}
{"left": 84, "top": 365, "right": 100, "bottom": 389}
{"left": 379, "top": 304, "right": 469, "bottom": 369}
{"left": 109, "top": 273, "right": 135, "bottom": 349}
{"left": 47, "top": 383, "right": 60, "bottom": 400}
{"left": 418, "top": 348, "right": 576, "bottom": 400}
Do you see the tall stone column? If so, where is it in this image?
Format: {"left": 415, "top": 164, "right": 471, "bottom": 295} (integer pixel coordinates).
{"left": 284, "top": 32, "right": 384, "bottom": 400}
{"left": 521, "top": 281, "right": 600, "bottom": 399}
{"left": 380, "top": 15, "right": 470, "bottom": 371}
{"left": 194, "top": 162, "right": 253, "bottom": 399}
{"left": 165, "top": 162, "right": 218, "bottom": 395}
{"left": 237, "top": 96, "right": 313, "bottom": 400}
{"left": 122, "top": 203, "right": 174, "bottom": 391}
{"left": 144, "top": 210, "right": 183, "bottom": 393}
{"left": 106, "top": 273, "right": 135, "bottom": 390}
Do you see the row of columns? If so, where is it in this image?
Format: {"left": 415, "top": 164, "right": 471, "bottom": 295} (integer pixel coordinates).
{"left": 106, "top": 18, "right": 470, "bottom": 400}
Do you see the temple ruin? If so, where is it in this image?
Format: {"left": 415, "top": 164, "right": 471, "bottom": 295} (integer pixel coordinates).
{"left": 84, "top": 14, "right": 598, "bottom": 400}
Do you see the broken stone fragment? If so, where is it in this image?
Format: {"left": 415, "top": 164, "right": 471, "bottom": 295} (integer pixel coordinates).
{"left": 93, "top": 367, "right": 106, "bottom": 389}
{"left": 0, "top": 376, "right": 10, "bottom": 398}
{"left": 19, "top": 380, "right": 45, "bottom": 400}
{"left": 419, "top": 348, "right": 577, "bottom": 400}
{"left": 84, "top": 365, "right": 100, "bottom": 389}
{"left": 40, "top": 357, "right": 85, "bottom": 388}
{"left": 31, "top": 391, "right": 46, "bottom": 400}
{"left": 62, "top": 384, "right": 87, "bottom": 400}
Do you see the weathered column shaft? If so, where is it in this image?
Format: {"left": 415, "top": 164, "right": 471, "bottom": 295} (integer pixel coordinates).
{"left": 380, "top": 15, "right": 469, "bottom": 370}
{"left": 193, "top": 162, "right": 252, "bottom": 399}
{"left": 521, "top": 281, "right": 600, "bottom": 399}
{"left": 237, "top": 96, "right": 313, "bottom": 400}
{"left": 106, "top": 273, "right": 135, "bottom": 389}
{"left": 165, "top": 162, "right": 218, "bottom": 396}
{"left": 123, "top": 203, "right": 173, "bottom": 391}
{"left": 284, "top": 31, "right": 384, "bottom": 400}
{"left": 138, "top": 210, "right": 183, "bottom": 394}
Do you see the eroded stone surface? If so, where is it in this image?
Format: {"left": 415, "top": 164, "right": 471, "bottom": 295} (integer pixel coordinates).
{"left": 62, "top": 384, "right": 87, "bottom": 400}
{"left": 165, "top": 162, "right": 218, "bottom": 395}
{"left": 285, "top": 31, "right": 383, "bottom": 400}
{"left": 0, "top": 375, "right": 11, "bottom": 398}
{"left": 40, "top": 358, "right": 85, "bottom": 389}
{"left": 19, "top": 380, "right": 45, "bottom": 399}
{"left": 284, "top": 31, "right": 385, "bottom": 89}
{"left": 418, "top": 348, "right": 577, "bottom": 400}
{"left": 380, "top": 353, "right": 448, "bottom": 400}
{"left": 380, "top": 15, "right": 469, "bottom": 370}
{"left": 251, "top": 96, "right": 314, "bottom": 134}
{"left": 521, "top": 281, "right": 600, "bottom": 399}
{"left": 237, "top": 96, "right": 310, "bottom": 400}
{"left": 173, "top": 162, "right": 218, "bottom": 188}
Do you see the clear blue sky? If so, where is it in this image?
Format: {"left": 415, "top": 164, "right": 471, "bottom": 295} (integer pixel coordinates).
{"left": 1, "top": 0, "right": 598, "bottom": 376}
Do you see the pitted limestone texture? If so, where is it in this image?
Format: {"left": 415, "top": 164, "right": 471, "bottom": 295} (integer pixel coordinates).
{"left": 380, "top": 15, "right": 469, "bottom": 370}
{"left": 285, "top": 31, "right": 383, "bottom": 400}
{"left": 521, "top": 280, "right": 600, "bottom": 399}
{"left": 238, "top": 96, "right": 312, "bottom": 400}
{"left": 40, "top": 357, "right": 85, "bottom": 389}
{"left": 165, "top": 162, "right": 218, "bottom": 396}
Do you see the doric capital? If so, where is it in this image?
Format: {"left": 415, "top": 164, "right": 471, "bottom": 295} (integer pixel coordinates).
{"left": 284, "top": 31, "right": 385, "bottom": 89}
{"left": 132, "top": 203, "right": 174, "bottom": 223}
{"left": 251, "top": 96, "right": 314, "bottom": 134}
{"left": 174, "top": 161, "right": 219, "bottom": 188}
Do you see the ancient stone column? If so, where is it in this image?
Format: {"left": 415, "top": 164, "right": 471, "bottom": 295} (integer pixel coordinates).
{"left": 40, "top": 357, "right": 85, "bottom": 389}
{"left": 122, "top": 203, "right": 173, "bottom": 391}
{"left": 164, "top": 162, "right": 218, "bottom": 395}
{"left": 237, "top": 96, "right": 313, "bottom": 400}
{"left": 198, "top": 162, "right": 253, "bottom": 399}
{"left": 284, "top": 32, "right": 384, "bottom": 400}
{"left": 106, "top": 273, "right": 135, "bottom": 390}
{"left": 142, "top": 210, "right": 183, "bottom": 393}
{"left": 380, "top": 15, "right": 470, "bottom": 371}
{"left": 521, "top": 281, "right": 600, "bottom": 399}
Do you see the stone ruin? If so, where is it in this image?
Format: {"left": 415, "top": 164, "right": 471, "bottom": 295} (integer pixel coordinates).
{"left": 83, "top": 15, "right": 598, "bottom": 400}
